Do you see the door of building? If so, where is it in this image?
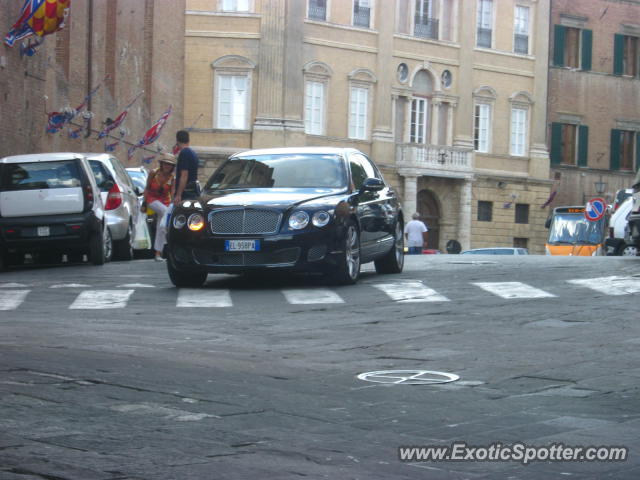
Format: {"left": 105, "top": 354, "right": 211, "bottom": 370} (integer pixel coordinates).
{"left": 418, "top": 189, "right": 440, "bottom": 250}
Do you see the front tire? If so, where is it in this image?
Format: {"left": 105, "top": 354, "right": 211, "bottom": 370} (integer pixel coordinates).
{"left": 619, "top": 243, "right": 638, "bottom": 256}
{"left": 374, "top": 221, "right": 404, "bottom": 274}
{"left": 167, "top": 258, "right": 208, "bottom": 287}
{"left": 329, "top": 221, "right": 361, "bottom": 285}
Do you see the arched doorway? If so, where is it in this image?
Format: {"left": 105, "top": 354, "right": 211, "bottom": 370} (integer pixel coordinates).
{"left": 417, "top": 189, "right": 440, "bottom": 250}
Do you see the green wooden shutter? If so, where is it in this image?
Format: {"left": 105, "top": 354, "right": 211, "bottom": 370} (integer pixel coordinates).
{"left": 613, "top": 34, "right": 625, "bottom": 76}
{"left": 553, "top": 25, "right": 565, "bottom": 67}
{"left": 636, "top": 132, "right": 640, "bottom": 171}
{"left": 581, "top": 29, "right": 592, "bottom": 71}
{"left": 551, "top": 123, "right": 563, "bottom": 165}
{"left": 610, "top": 129, "right": 622, "bottom": 171}
{"left": 578, "top": 125, "right": 589, "bottom": 166}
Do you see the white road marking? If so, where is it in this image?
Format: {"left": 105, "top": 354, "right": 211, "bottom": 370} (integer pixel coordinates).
{"left": 69, "top": 290, "right": 135, "bottom": 309}
{"left": 50, "top": 283, "right": 91, "bottom": 288}
{"left": 374, "top": 282, "right": 449, "bottom": 302}
{"left": 0, "top": 283, "right": 29, "bottom": 288}
{"left": 117, "top": 283, "right": 155, "bottom": 288}
{"left": 473, "top": 282, "right": 555, "bottom": 299}
{"left": 0, "top": 290, "right": 30, "bottom": 310}
{"left": 282, "top": 289, "right": 344, "bottom": 304}
{"left": 567, "top": 276, "right": 640, "bottom": 296}
{"left": 176, "top": 289, "right": 232, "bottom": 307}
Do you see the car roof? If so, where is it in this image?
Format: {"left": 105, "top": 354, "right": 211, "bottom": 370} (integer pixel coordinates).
{"left": 0, "top": 152, "right": 87, "bottom": 164}
{"left": 231, "top": 147, "right": 362, "bottom": 158}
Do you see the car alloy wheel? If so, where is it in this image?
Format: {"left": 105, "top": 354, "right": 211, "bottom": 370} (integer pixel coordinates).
{"left": 621, "top": 244, "right": 638, "bottom": 256}
{"left": 374, "top": 221, "right": 404, "bottom": 274}
{"left": 345, "top": 224, "right": 361, "bottom": 280}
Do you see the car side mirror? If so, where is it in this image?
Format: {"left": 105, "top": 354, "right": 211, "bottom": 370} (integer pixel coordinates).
{"left": 544, "top": 216, "right": 551, "bottom": 229}
{"left": 134, "top": 185, "right": 144, "bottom": 196}
{"left": 360, "top": 177, "right": 384, "bottom": 192}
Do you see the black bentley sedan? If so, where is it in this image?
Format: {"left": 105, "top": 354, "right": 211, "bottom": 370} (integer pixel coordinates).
{"left": 165, "top": 147, "right": 404, "bottom": 287}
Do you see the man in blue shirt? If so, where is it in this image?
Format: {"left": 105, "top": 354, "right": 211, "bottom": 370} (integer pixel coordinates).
{"left": 173, "top": 130, "right": 200, "bottom": 203}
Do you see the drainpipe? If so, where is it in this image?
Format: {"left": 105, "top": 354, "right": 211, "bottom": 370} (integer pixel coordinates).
{"left": 84, "top": 0, "right": 94, "bottom": 138}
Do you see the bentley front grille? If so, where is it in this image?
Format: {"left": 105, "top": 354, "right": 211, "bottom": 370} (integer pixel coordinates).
{"left": 209, "top": 208, "right": 282, "bottom": 235}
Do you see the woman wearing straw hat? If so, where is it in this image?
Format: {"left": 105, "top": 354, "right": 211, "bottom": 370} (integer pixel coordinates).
{"left": 142, "top": 154, "right": 176, "bottom": 261}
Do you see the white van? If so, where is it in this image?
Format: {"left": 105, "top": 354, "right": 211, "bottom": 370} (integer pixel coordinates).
{"left": 0, "top": 153, "right": 111, "bottom": 268}
{"left": 605, "top": 196, "right": 636, "bottom": 256}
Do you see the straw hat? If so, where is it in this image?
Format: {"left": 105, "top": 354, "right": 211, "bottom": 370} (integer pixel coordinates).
{"left": 158, "top": 154, "right": 176, "bottom": 166}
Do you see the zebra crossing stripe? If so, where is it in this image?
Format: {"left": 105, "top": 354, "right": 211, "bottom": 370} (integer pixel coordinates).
{"left": 282, "top": 289, "right": 344, "bottom": 304}
{"left": 373, "top": 282, "right": 449, "bottom": 302}
{"left": 69, "top": 290, "right": 135, "bottom": 309}
{"left": 567, "top": 276, "right": 640, "bottom": 296}
{"left": 176, "top": 289, "right": 232, "bottom": 307}
{"left": 0, "top": 290, "right": 30, "bottom": 311}
{"left": 473, "top": 282, "right": 555, "bottom": 299}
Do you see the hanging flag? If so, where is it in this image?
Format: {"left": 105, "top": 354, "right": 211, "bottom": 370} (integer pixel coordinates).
{"left": 541, "top": 190, "right": 557, "bottom": 208}
{"left": 97, "top": 91, "right": 143, "bottom": 139}
{"left": 128, "top": 105, "right": 172, "bottom": 158}
{"left": 5, "top": 0, "right": 70, "bottom": 48}
{"left": 45, "top": 80, "right": 102, "bottom": 134}
{"left": 104, "top": 141, "right": 119, "bottom": 152}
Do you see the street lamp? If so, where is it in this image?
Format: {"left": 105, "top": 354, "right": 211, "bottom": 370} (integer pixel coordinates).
{"left": 594, "top": 177, "right": 607, "bottom": 195}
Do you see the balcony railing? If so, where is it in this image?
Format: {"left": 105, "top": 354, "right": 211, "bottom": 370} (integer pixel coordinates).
{"left": 353, "top": 6, "right": 370, "bottom": 28}
{"left": 396, "top": 144, "right": 473, "bottom": 175}
{"left": 414, "top": 15, "right": 438, "bottom": 40}
{"left": 477, "top": 27, "right": 492, "bottom": 48}
{"left": 308, "top": 4, "right": 326, "bottom": 21}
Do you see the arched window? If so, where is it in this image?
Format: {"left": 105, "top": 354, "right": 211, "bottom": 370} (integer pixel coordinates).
{"left": 303, "top": 61, "right": 333, "bottom": 136}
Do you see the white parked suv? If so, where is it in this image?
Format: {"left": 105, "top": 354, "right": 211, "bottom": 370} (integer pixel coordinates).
{"left": 605, "top": 196, "right": 636, "bottom": 256}
{"left": 0, "top": 153, "right": 111, "bottom": 269}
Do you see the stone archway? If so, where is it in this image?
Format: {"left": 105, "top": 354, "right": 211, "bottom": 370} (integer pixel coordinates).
{"left": 417, "top": 189, "right": 440, "bottom": 250}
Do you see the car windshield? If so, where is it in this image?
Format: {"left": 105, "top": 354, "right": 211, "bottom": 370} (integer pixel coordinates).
{"left": 127, "top": 170, "right": 147, "bottom": 191}
{"left": 548, "top": 213, "right": 605, "bottom": 245}
{"left": 206, "top": 154, "right": 347, "bottom": 190}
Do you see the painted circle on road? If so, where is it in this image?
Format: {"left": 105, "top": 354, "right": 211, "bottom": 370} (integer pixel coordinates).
{"left": 357, "top": 370, "right": 460, "bottom": 385}
{"left": 585, "top": 197, "right": 606, "bottom": 222}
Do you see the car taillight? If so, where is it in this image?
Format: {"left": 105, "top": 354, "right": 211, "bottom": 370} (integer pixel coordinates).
{"left": 84, "top": 184, "right": 94, "bottom": 211}
{"left": 105, "top": 182, "right": 123, "bottom": 210}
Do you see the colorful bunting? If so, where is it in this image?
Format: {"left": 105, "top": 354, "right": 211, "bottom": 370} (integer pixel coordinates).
{"left": 97, "top": 91, "right": 143, "bottom": 139}
{"left": 127, "top": 105, "right": 172, "bottom": 159}
{"left": 5, "top": 0, "right": 70, "bottom": 48}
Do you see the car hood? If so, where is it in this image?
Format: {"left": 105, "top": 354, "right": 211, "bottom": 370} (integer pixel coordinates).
{"left": 202, "top": 188, "right": 346, "bottom": 209}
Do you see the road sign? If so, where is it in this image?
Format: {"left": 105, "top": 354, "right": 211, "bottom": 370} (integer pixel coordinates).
{"left": 585, "top": 197, "right": 607, "bottom": 222}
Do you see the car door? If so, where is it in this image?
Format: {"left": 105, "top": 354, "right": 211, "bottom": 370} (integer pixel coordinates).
{"left": 348, "top": 153, "right": 387, "bottom": 258}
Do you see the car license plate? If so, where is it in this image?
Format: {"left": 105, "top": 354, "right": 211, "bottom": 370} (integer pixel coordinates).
{"left": 37, "top": 226, "right": 50, "bottom": 237}
{"left": 225, "top": 239, "right": 260, "bottom": 252}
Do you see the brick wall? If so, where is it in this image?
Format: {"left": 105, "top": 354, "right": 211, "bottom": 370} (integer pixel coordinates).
{"left": 0, "top": 0, "right": 185, "bottom": 170}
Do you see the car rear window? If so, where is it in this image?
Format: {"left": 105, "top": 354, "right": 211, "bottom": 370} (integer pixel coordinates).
{"left": 1, "top": 160, "right": 82, "bottom": 191}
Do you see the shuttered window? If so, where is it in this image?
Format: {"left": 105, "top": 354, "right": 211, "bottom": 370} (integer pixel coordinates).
{"left": 305, "top": 81, "right": 325, "bottom": 135}
{"left": 550, "top": 123, "right": 589, "bottom": 167}
{"left": 553, "top": 25, "right": 592, "bottom": 71}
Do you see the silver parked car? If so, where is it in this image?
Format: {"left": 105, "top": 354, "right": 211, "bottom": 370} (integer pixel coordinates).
{"left": 88, "top": 154, "right": 141, "bottom": 261}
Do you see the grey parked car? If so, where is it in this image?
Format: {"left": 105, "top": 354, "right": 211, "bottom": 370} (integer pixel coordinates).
{"left": 88, "top": 154, "right": 141, "bottom": 260}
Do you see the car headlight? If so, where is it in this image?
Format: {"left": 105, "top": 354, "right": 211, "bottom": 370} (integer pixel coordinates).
{"left": 312, "top": 210, "right": 331, "bottom": 227}
{"left": 187, "top": 213, "right": 204, "bottom": 231}
{"left": 173, "top": 214, "right": 187, "bottom": 229}
{"left": 289, "top": 211, "right": 309, "bottom": 230}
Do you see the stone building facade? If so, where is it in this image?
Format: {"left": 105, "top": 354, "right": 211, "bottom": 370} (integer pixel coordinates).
{"left": 0, "top": 0, "right": 185, "bottom": 168}
{"left": 184, "top": 0, "right": 552, "bottom": 253}
{"left": 548, "top": 0, "right": 640, "bottom": 206}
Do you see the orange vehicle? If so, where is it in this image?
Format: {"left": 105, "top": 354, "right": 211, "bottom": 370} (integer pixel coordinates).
{"left": 545, "top": 206, "right": 608, "bottom": 256}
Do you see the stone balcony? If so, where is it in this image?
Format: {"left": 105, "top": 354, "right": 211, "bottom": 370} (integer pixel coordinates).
{"left": 396, "top": 144, "right": 474, "bottom": 179}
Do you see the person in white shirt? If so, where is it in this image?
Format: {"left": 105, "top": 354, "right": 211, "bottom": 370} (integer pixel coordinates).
{"left": 404, "top": 212, "right": 429, "bottom": 254}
